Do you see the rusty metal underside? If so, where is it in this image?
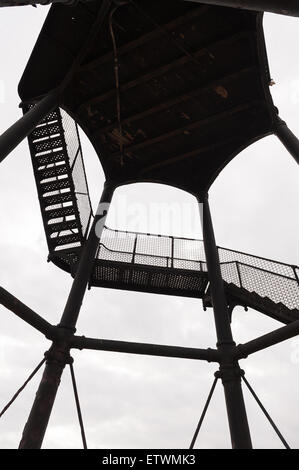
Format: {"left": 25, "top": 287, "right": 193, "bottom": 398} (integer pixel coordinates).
{"left": 18, "top": 0, "right": 276, "bottom": 194}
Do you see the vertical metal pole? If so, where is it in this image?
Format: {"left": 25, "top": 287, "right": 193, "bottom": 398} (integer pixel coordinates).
{"left": 59, "top": 181, "right": 115, "bottom": 329}
{"left": 19, "top": 181, "right": 116, "bottom": 449}
{"left": 0, "top": 91, "right": 59, "bottom": 163}
{"left": 171, "top": 236, "right": 174, "bottom": 268}
{"left": 274, "top": 117, "right": 299, "bottom": 165}
{"left": 132, "top": 233, "right": 138, "bottom": 264}
{"left": 236, "top": 262, "right": 242, "bottom": 288}
{"left": 198, "top": 192, "right": 252, "bottom": 449}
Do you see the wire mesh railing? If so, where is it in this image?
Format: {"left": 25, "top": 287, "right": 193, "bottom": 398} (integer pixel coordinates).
{"left": 98, "top": 227, "right": 299, "bottom": 310}
{"left": 60, "top": 109, "right": 93, "bottom": 240}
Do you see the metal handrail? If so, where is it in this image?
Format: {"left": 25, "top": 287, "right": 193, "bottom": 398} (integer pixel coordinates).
{"left": 103, "top": 225, "right": 200, "bottom": 242}
{"left": 218, "top": 244, "right": 298, "bottom": 269}
{"left": 101, "top": 227, "right": 297, "bottom": 274}
{"left": 97, "top": 228, "right": 299, "bottom": 309}
{"left": 103, "top": 226, "right": 299, "bottom": 270}
{"left": 98, "top": 242, "right": 297, "bottom": 283}
{"left": 234, "top": 261, "right": 297, "bottom": 282}
{"left": 98, "top": 242, "right": 204, "bottom": 269}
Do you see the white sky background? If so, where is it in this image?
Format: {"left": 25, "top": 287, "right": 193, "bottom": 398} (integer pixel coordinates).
{"left": 0, "top": 3, "right": 298, "bottom": 449}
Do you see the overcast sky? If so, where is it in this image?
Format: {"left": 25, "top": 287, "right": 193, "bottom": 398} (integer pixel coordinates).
{"left": 0, "top": 3, "right": 298, "bottom": 449}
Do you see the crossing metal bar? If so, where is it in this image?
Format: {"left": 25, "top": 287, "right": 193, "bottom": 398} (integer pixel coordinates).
{"left": 189, "top": 376, "right": 218, "bottom": 449}
{"left": 236, "top": 318, "right": 299, "bottom": 359}
{"left": 0, "top": 286, "right": 57, "bottom": 339}
{"left": 0, "top": 91, "right": 59, "bottom": 163}
{"left": 71, "top": 336, "right": 220, "bottom": 362}
{"left": 242, "top": 375, "right": 290, "bottom": 449}
{"left": 274, "top": 117, "right": 299, "bottom": 165}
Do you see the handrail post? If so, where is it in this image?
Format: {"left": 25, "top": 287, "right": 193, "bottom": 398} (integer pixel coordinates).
{"left": 293, "top": 266, "right": 299, "bottom": 286}
{"left": 132, "top": 233, "right": 138, "bottom": 264}
{"left": 171, "top": 236, "right": 174, "bottom": 268}
{"left": 236, "top": 262, "right": 243, "bottom": 288}
{"left": 197, "top": 192, "right": 252, "bottom": 449}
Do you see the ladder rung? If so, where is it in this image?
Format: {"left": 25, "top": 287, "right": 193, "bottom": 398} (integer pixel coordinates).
{"left": 31, "top": 122, "right": 60, "bottom": 139}
{"left": 33, "top": 136, "right": 64, "bottom": 154}
{"left": 52, "top": 233, "right": 81, "bottom": 246}
{"left": 38, "top": 164, "right": 69, "bottom": 180}
{"left": 36, "top": 151, "right": 66, "bottom": 166}
{"left": 39, "top": 110, "right": 60, "bottom": 124}
{"left": 48, "top": 219, "right": 78, "bottom": 233}
{"left": 40, "top": 179, "right": 70, "bottom": 193}
{"left": 45, "top": 205, "right": 75, "bottom": 220}
{"left": 42, "top": 192, "right": 73, "bottom": 206}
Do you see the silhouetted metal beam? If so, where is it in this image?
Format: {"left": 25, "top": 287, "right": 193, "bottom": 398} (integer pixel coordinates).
{"left": 274, "top": 117, "right": 299, "bottom": 165}
{"left": 71, "top": 336, "right": 220, "bottom": 362}
{"left": 199, "top": 193, "right": 252, "bottom": 449}
{"left": 19, "top": 181, "right": 115, "bottom": 449}
{"left": 236, "top": 318, "right": 299, "bottom": 359}
{"left": 0, "top": 91, "right": 58, "bottom": 163}
{"left": 0, "top": 286, "right": 56, "bottom": 339}
{"left": 59, "top": 182, "right": 115, "bottom": 329}
{"left": 184, "top": 1, "right": 299, "bottom": 17}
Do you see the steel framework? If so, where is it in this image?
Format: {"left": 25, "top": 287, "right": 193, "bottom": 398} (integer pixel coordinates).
{"left": 0, "top": 0, "right": 298, "bottom": 450}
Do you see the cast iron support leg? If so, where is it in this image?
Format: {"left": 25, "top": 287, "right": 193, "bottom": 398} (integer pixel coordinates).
{"left": 19, "top": 181, "right": 115, "bottom": 449}
{"left": 198, "top": 192, "right": 252, "bottom": 449}
{"left": 0, "top": 91, "right": 59, "bottom": 164}
{"left": 274, "top": 117, "right": 299, "bottom": 165}
{"left": 18, "top": 339, "right": 72, "bottom": 449}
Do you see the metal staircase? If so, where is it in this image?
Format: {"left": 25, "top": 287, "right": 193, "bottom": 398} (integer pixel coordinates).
{"left": 3, "top": 0, "right": 297, "bottom": 449}
{"left": 25, "top": 109, "right": 299, "bottom": 324}
{"left": 25, "top": 106, "right": 92, "bottom": 253}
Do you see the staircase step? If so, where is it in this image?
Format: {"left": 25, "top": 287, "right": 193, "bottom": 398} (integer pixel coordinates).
{"left": 31, "top": 122, "right": 60, "bottom": 139}
{"left": 39, "top": 110, "right": 60, "bottom": 124}
{"left": 32, "top": 136, "right": 64, "bottom": 154}
{"left": 52, "top": 233, "right": 81, "bottom": 246}
{"left": 40, "top": 179, "right": 70, "bottom": 193}
{"left": 48, "top": 219, "right": 78, "bottom": 233}
{"left": 45, "top": 205, "right": 75, "bottom": 220}
{"left": 42, "top": 192, "right": 73, "bottom": 206}
{"left": 38, "top": 164, "right": 69, "bottom": 180}
{"left": 36, "top": 151, "right": 66, "bottom": 166}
